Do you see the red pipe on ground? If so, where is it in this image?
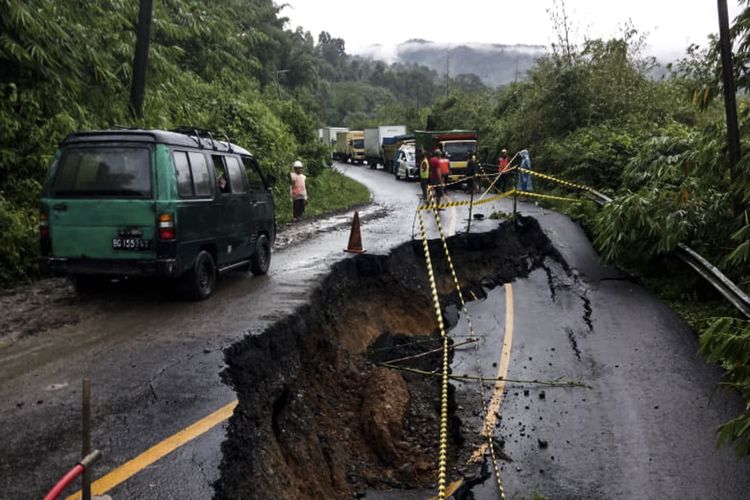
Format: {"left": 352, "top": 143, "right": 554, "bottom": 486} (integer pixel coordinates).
{"left": 44, "top": 463, "right": 85, "bottom": 500}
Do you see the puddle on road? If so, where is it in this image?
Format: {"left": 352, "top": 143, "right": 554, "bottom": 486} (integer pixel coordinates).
{"left": 214, "top": 216, "right": 563, "bottom": 500}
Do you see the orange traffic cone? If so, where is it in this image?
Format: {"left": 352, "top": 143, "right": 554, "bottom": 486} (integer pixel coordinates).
{"left": 344, "top": 210, "right": 366, "bottom": 253}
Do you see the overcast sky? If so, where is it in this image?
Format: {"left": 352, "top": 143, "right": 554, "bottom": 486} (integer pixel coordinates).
{"left": 280, "top": 0, "right": 745, "bottom": 61}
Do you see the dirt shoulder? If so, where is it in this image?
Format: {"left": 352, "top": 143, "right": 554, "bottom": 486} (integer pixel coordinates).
{"left": 0, "top": 200, "right": 390, "bottom": 347}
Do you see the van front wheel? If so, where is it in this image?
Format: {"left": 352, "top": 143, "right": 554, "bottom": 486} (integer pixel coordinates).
{"left": 250, "top": 234, "right": 271, "bottom": 275}
{"left": 180, "top": 250, "right": 216, "bottom": 300}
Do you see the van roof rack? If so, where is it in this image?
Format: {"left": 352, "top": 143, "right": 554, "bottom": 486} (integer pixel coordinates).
{"left": 171, "top": 126, "right": 234, "bottom": 152}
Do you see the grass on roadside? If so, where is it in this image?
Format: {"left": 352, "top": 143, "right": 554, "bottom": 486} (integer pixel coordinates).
{"left": 274, "top": 167, "right": 371, "bottom": 224}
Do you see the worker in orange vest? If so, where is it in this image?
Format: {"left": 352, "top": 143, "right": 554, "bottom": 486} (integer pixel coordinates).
{"left": 498, "top": 149, "right": 511, "bottom": 192}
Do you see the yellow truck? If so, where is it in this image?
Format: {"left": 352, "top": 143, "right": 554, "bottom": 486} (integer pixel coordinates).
{"left": 333, "top": 130, "right": 365, "bottom": 164}
{"left": 415, "top": 130, "right": 478, "bottom": 181}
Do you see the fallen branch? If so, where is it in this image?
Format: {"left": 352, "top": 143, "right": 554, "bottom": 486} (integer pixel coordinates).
{"left": 378, "top": 363, "right": 591, "bottom": 389}
{"left": 382, "top": 338, "right": 479, "bottom": 365}
{"left": 368, "top": 337, "right": 442, "bottom": 353}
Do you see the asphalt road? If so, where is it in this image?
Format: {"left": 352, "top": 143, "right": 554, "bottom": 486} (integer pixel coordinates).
{"left": 2, "top": 162, "right": 749, "bottom": 499}
{"left": 450, "top": 209, "right": 750, "bottom": 499}
{"left": 0, "top": 162, "right": 425, "bottom": 499}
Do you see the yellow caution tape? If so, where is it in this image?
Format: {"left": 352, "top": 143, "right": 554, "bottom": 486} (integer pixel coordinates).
{"left": 424, "top": 200, "right": 507, "bottom": 500}
{"left": 518, "top": 168, "right": 594, "bottom": 192}
{"left": 429, "top": 167, "right": 512, "bottom": 190}
{"left": 432, "top": 175, "right": 471, "bottom": 189}
{"left": 416, "top": 210, "right": 451, "bottom": 499}
{"left": 418, "top": 191, "right": 515, "bottom": 211}
{"left": 516, "top": 191, "right": 581, "bottom": 203}
{"left": 428, "top": 479, "right": 464, "bottom": 500}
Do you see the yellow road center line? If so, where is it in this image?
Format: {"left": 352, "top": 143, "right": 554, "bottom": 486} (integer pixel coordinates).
{"left": 429, "top": 478, "right": 464, "bottom": 500}
{"left": 448, "top": 203, "right": 457, "bottom": 236}
{"left": 470, "top": 283, "right": 514, "bottom": 462}
{"left": 66, "top": 400, "right": 238, "bottom": 500}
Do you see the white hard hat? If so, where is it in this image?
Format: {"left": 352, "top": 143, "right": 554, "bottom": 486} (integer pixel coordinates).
{"left": 293, "top": 160, "right": 303, "bottom": 168}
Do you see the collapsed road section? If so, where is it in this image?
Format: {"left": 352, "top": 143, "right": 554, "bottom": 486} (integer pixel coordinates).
{"left": 214, "top": 216, "right": 563, "bottom": 500}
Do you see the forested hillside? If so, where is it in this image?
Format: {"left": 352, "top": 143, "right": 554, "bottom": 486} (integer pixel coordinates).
{"left": 420, "top": 8, "right": 750, "bottom": 454}
{"left": 358, "top": 39, "right": 545, "bottom": 87}
{"left": 0, "top": 0, "right": 451, "bottom": 286}
{"left": 2, "top": 0, "right": 750, "bottom": 456}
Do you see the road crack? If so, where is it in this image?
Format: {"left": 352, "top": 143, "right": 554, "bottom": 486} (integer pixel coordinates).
{"left": 565, "top": 327, "right": 582, "bottom": 360}
{"left": 148, "top": 382, "right": 158, "bottom": 402}
{"left": 541, "top": 263, "right": 557, "bottom": 302}
{"left": 580, "top": 293, "right": 593, "bottom": 332}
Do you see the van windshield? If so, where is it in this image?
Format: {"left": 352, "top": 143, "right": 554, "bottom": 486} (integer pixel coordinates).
{"left": 52, "top": 147, "right": 152, "bottom": 198}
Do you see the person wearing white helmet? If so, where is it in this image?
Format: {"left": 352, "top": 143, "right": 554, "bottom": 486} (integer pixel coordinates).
{"left": 290, "top": 160, "right": 308, "bottom": 219}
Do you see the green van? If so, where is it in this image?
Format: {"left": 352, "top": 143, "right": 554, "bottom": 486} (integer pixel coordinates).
{"left": 39, "top": 128, "right": 276, "bottom": 300}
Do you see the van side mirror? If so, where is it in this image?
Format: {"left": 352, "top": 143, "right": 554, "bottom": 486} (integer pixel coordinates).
{"left": 266, "top": 174, "right": 277, "bottom": 187}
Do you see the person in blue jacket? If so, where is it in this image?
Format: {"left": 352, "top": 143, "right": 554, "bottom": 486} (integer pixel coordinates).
{"left": 517, "top": 149, "right": 533, "bottom": 193}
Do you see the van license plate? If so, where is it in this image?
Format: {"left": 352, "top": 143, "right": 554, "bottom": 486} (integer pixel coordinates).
{"left": 112, "top": 238, "right": 152, "bottom": 251}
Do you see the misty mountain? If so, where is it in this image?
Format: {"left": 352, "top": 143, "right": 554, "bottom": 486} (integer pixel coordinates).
{"left": 356, "top": 39, "right": 547, "bottom": 87}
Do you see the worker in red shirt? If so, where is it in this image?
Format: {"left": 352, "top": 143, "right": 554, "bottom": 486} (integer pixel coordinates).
{"left": 428, "top": 149, "right": 443, "bottom": 207}
{"left": 439, "top": 150, "right": 450, "bottom": 178}
{"left": 498, "top": 148, "right": 511, "bottom": 192}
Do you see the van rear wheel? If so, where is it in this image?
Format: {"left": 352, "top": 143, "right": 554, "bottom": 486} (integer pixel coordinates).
{"left": 180, "top": 250, "right": 216, "bottom": 300}
{"left": 250, "top": 234, "right": 271, "bottom": 275}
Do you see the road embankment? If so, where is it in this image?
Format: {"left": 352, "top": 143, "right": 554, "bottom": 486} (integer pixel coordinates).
{"left": 215, "top": 216, "right": 561, "bottom": 499}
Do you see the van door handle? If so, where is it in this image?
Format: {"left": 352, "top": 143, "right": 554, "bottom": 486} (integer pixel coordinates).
{"left": 53, "top": 203, "right": 67, "bottom": 212}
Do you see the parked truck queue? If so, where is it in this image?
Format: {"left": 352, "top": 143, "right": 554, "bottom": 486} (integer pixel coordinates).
{"left": 319, "top": 126, "right": 480, "bottom": 183}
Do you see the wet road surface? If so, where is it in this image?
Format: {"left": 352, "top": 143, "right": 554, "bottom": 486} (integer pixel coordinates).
{"left": 0, "top": 162, "right": 426, "bottom": 499}
{"left": 451, "top": 264, "right": 750, "bottom": 499}
{"left": 2, "top": 163, "right": 749, "bottom": 499}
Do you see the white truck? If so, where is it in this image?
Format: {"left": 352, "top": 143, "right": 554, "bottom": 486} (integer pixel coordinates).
{"left": 320, "top": 127, "right": 349, "bottom": 148}
{"left": 364, "top": 125, "right": 407, "bottom": 171}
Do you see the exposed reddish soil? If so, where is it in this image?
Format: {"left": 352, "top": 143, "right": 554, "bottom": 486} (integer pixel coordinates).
{"left": 215, "top": 216, "right": 560, "bottom": 499}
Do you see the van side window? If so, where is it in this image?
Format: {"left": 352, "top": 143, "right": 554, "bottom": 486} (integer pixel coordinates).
{"left": 211, "top": 155, "right": 230, "bottom": 194}
{"left": 188, "top": 152, "right": 211, "bottom": 196}
{"left": 242, "top": 156, "right": 264, "bottom": 191}
{"left": 173, "top": 151, "right": 212, "bottom": 198}
{"left": 173, "top": 151, "right": 194, "bottom": 197}
{"left": 225, "top": 156, "right": 246, "bottom": 194}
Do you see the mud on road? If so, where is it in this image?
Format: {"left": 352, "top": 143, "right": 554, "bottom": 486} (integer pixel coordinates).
{"left": 0, "top": 203, "right": 390, "bottom": 347}
{"left": 215, "top": 216, "right": 563, "bottom": 499}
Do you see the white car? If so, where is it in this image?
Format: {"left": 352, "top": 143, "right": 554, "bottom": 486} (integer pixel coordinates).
{"left": 394, "top": 145, "right": 417, "bottom": 180}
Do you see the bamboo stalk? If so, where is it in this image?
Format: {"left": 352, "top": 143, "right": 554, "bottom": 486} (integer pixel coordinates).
{"left": 378, "top": 362, "right": 591, "bottom": 389}
{"left": 382, "top": 338, "right": 479, "bottom": 365}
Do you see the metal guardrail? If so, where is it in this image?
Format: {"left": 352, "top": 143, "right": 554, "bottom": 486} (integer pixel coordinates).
{"left": 586, "top": 189, "right": 750, "bottom": 319}
{"left": 676, "top": 244, "right": 750, "bottom": 318}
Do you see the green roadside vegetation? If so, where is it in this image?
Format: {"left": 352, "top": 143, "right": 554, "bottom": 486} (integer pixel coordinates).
{"left": 2, "top": 0, "right": 750, "bottom": 456}
{"left": 437, "top": 4, "right": 750, "bottom": 457}
{"left": 0, "top": 0, "right": 450, "bottom": 288}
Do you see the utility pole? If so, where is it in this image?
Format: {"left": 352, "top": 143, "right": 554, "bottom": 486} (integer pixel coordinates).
{"left": 717, "top": 0, "right": 741, "bottom": 177}
{"left": 129, "top": 0, "right": 153, "bottom": 120}
{"left": 275, "top": 69, "right": 290, "bottom": 99}
{"left": 446, "top": 53, "right": 450, "bottom": 96}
